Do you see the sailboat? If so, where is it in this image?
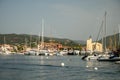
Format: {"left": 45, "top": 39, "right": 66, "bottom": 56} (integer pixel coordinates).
{"left": 81, "top": 13, "right": 105, "bottom": 61}
{"left": 1, "top": 36, "right": 11, "bottom": 55}
{"left": 38, "top": 19, "right": 49, "bottom": 56}
{"left": 24, "top": 35, "right": 38, "bottom": 55}
{"left": 97, "top": 12, "right": 120, "bottom": 61}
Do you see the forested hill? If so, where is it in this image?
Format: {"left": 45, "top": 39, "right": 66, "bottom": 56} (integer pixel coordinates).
{"left": 0, "top": 34, "right": 79, "bottom": 47}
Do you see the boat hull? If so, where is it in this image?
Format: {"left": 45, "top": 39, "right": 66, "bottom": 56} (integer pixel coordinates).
{"left": 97, "top": 58, "right": 120, "bottom": 61}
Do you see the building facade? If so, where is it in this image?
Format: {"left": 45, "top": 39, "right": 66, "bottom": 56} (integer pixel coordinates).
{"left": 86, "top": 36, "right": 103, "bottom": 52}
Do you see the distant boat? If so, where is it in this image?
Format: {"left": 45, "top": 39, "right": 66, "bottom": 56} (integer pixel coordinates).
{"left": 97, "top": 49, "right": 120, "bottom": 61}
{"left": 38, "top": 19, "right": 49, "bottom": 56}
{"left": 24, "top": 35, "right": 38, "bottom": 56}
{"left": 1, "top": 36, "right": 11, "bottom": 55}
{"left": 97, "top": 57, "right": 120, "bottom": 61}
{"left": 59, "top": 50, "right": 68, "bottom": 56}
{"left": 81, "top": 53, "right": 101, "bottom": 61}
{"left": 24, "top": 50, "right": 38, "bottom": 55}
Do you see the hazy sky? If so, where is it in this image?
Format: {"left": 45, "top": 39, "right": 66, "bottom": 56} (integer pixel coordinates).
{"left": 0, "top": 0, "right": 120, "bottom": 40}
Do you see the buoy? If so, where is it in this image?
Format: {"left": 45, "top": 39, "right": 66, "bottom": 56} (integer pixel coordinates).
{"left": 86, "top": 65, "right": 89, "bottom": 68}
{"left": 94, "top": 67, "right": 98, "bottom": 70}
{"left": 61, "top": 62, "right": 65, "bottom": 67}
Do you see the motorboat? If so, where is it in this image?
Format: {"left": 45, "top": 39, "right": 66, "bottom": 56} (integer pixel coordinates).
{"left": 38, "top": 49, "right": 49, "bottom": 56}
{"left": 24, "top": 50, "right": 38, "bottom": 55}
{"left": 97, "top": 57, "right": 120, "bottom": 61}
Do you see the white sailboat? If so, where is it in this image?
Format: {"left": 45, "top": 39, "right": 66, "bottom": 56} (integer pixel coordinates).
{"left": 82, "top": 11, "right": 108, "bottom": 61}
{"left": 38, "top": 19, "right": 49, "bottom": 56}
{"left": 24, "top": 35, "right": 38, "bottom": 55}
{"left": 97, "top": 12, "right": 120, "bottom": 61}
{"left": 1, "top": 36, "right": 11, "bottom": 55}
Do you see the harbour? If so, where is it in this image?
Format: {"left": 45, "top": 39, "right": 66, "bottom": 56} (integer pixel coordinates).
{"left": 0, "top": 0, "right": 120, "bottom": 80}
{"left": 0, "top": 55, "right": 120, "bottom": 80}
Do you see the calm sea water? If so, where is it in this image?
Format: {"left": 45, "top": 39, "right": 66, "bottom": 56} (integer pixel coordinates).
{"left": 0, "top": 54, "right": 120, "bottom": 80}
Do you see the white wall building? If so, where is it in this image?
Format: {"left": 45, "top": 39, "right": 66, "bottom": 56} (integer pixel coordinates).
{"left": 86, "top": 36, "right": 103, "bottom": 52}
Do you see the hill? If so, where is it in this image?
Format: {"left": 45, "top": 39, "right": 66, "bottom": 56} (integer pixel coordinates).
{"left": 73, "top": 40, "right": 86, "bottom": 46}
{"left": 0, "top": 33, "right": 80, "bottom": 47}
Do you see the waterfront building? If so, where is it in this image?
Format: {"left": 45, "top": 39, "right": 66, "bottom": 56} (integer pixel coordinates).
{"left": 86, "top": 36, "right": 102, "bottom": 53}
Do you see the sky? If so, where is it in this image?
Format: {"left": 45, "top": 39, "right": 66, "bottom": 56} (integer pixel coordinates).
{"left": 0, "top": 0, "right": 120, "bottom": 40}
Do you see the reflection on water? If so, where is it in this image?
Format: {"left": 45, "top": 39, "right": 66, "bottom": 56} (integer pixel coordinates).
{"left": 0, "top": 55, "right": 120, "bottom": 80}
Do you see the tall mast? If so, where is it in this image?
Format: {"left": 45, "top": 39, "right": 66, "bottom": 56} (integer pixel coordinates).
{"left": 118, "top": 24, "right": 120, "bottom": 49}
{"left": 3, "top": 36, "right": 6, "bottom": 52}
{"left": 4, "top": 36, "right": 6, "bottom": 45}
{"left": 30, "top": 35, "right": 32, "bottom": 49}
{"left": 38, "top": 32, "right": 40, "bottom": 51}
{"left": 41, "top": 19, "right": 44, "bottom": 49}
{"left": 104, "top": 11, "right": 107, "bottom": 52}
{"left": 38, "top": 32, "right": 40, "bottom": 44}
{"left": 94, "top": 20, "right": 103, "bottom": 51}
{"left": 114, "top": 28, "right": 117, "bottom": 50}
{"left": 25, "top": 37, "right": 27, "bottom": 51}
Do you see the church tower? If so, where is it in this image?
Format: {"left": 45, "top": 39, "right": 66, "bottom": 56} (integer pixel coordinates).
{"left": 86, "top": 36, "right": 92, "bottom": 51}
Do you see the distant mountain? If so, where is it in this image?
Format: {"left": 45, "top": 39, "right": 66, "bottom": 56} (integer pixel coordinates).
{"left": 1, "top": 33, "right": 119, "bottom": 49}
{"left": 0, "top": 33, "right": 80, "bottom": 47}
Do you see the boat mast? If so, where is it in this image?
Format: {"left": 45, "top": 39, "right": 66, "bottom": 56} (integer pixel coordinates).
{"left": 25, "top": 37, "right": 27, "bottom": 51}
{"left": 30, "top": 35, "right": 32, "bottom": 49}
{"left": 3, "top": 36, "right": 6, "bottom": 52}
{"left": 38, "top": 32, "right": 40, "bottom": 51}
{"left": 118, "top": 24, "right": 120, "bottom": 49}
{"left": 116, "top": 24, "right": 120, "bottom": 49}
{"left": 102, "top": 22, "right": 104, "bottom": 52}
{"left": 41, "top": 19, "right": 44, "bottom": 49}
{"left": 4, "top": 36, "right": 6, "bottom": 45}
{"left": 94, "top": 20, "right": 103, "bottom": 52}
{"left": 104, "top": 11, "right": 107, "bottom": 52}
{"left": 114, "top": 29, "right": 117, "bottom": 50}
